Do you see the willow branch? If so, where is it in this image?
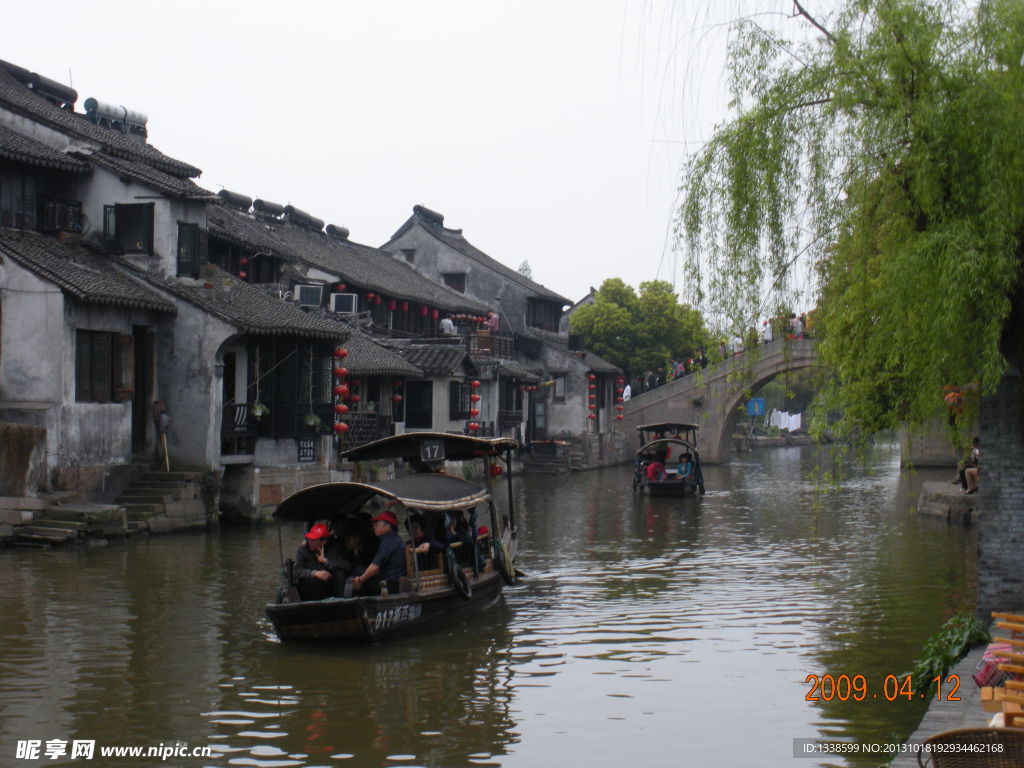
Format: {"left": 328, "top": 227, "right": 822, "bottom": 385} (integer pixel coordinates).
{"left": 793, "top": 1, "right": 836, "bottom": 44}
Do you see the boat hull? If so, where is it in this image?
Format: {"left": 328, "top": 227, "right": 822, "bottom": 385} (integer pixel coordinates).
{"left": 265, "top": 570, "right": 505, "bottom": 641}
{"left": 641, "top": 480, "right": 700, "bottom": 497}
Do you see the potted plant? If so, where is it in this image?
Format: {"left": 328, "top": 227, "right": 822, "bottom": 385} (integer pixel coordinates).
{"left": 304, "top": 412, "right": 323, "bottom": 430}
{"left": 251, "top": 402, "right": 269, "bottom": 420}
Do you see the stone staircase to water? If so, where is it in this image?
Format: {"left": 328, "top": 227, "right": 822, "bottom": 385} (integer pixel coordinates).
{"left": 114, "top": 470, "right": 210, "bottom": 534}
{"left": 1, "top": 469, "right": 211, "bottom": 547}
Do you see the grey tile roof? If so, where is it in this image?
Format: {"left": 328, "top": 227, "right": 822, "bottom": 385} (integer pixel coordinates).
{"left": 0, "top": 124, "right": 90, "bottom": 173}
{"left": 0, "top": 66, "right": 200, "bottom": 178}
{"left": 335, "top": 330, "right": 423, "bottom": 377}
{"left": 135, "top": 265, "right": 347, "bottom": 339}
{"left": 206, "top": 204, "right": 295, "bottom": 261}
{"left": 496, "top": 360, "right": 542, "bottom": 382}
{"left": 391, "top": 342, "right": 475, "bottom": 376}
{"left": 208, "top": 205, "right": 490, "bottom": 314}
{"left": 387, "top": 207, "right": 571, "bottom": 305}
{"left": 0, "top": 228, "right": 175, "bottom": 312}
{"left": 86, "top": 152, "right": 218, "bottom": 200}
{"left": 530, "top": 328, "right": 622, "bottom": 374}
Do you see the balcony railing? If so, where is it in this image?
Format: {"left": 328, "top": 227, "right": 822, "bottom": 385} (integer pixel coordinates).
{"left": 498, "top": 409, "right": 523, "bottom": 427}
{"left": 469, "top": 330, "right": 514, "bottom": 359}
{"left": 338, "top": 412, "right": 392, "bottom": 450}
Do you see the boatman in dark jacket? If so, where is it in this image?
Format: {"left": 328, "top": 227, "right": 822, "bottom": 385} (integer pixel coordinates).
{"left": 294, "top": 522, "right": 334, "bottom": 601}
{"left": 353, "top": 508, "right": 406, "bottom": 596}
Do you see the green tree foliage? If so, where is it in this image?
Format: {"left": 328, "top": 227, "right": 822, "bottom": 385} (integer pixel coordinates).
{"left": 569, "top": 278, "right": 709, "bottom": 376}
{"left": 678, "top": 0, "right": 1024, "bottom": 436}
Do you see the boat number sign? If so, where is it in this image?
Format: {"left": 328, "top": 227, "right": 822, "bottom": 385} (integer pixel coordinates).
{"left": 371, "top": 603, "right": 422, "bottom": 632}
{"left": 420, "top": 439, "right": 445, "bottom": 462}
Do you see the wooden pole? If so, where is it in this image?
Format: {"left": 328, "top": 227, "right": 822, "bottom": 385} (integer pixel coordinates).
{"left": 161, "top": 433, "right": 170, "bottom": 472}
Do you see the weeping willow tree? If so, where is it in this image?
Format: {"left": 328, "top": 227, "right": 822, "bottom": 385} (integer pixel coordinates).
{"left": 679, "top": 0, "right": 1024, "bottom": 437}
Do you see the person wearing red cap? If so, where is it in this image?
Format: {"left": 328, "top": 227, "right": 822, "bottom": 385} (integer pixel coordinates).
{"left": 294, "top": 522, "right": 334, "bottom": 601}
{"left": 352, "top": 507, "right": 406, "bottom": 596}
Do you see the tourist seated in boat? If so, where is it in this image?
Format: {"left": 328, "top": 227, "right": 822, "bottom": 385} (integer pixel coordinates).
{"left": 323, "top": 521, "right": 370, "bottom": 597}
{"left": 675, "top": 453, "right": 694, "bottom": 482}
{"left": 645, "top": 453, "right": 667, "bottom": 482}
{"left": 293, "top": 522, "right": 336, "bottom": 601}
{"left": 352, "top": 508, "right": 407, "bottom": 596}
{"left": 408, "top": 512, "right": 446, "bottom": 571}
{"left": 447, "top": 508, "right": 484, "bottom": 569}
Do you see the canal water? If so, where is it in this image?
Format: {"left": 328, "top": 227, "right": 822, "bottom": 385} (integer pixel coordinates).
{"left": 0, "top": 444, "right": 975, "bottom": 768}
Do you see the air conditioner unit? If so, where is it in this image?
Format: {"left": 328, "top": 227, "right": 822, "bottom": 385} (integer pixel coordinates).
{"left": 294, "top": 284, "right": 323, "bottom": 307}
{"left": 329, "top": 292, "right": 358, "bottom": 314}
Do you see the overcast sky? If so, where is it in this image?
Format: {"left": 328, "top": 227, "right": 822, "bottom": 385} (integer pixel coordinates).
{"left": 2, "top": 1, "right": 829, "bottom": 306}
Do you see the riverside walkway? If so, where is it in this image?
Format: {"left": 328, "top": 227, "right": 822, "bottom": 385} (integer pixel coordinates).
{"left": 890, "top": 645, "right": 989, "bottom": 767}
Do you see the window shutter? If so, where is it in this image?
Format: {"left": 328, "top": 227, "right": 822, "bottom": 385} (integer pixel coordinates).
{"left": 92, "top": 333, "right": 112, "bottom": 402}
{"left": 75, "top": 330, "right": 91, "bottom": 401}
{"left": 112, "top": 334, "right": 134, "bottom": 401}
{"left": 145, "top": 202, "right": 154, "bottom": 255}
{"left": 103, "top": 205, "right": 116, "bottom": 243}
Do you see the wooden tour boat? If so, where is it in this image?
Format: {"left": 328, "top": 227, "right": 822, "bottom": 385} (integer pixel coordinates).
{"left": 632, "top": 422, "right": 706, "bottom": 497}
{"left": 265, "top": 433, "right": 519, "bottom": 641}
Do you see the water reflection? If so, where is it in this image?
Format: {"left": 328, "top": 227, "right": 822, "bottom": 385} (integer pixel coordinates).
{"left": 0, "top": 445, "right": 974, "bottom": 768}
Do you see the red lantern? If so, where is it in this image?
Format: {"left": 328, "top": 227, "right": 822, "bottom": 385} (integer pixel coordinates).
{"left": 239, "top": 257, "right": 249, "bottom": 266}
{"left": 238, "top": 271, "right": 247, "bottom": 279}
{"left": 467, "top": 422, "right": 480, "bottom": 432}
{"left": 334, "top": 348, "right": 349, "bottom": 359}
{"left": 588, "top": 384, "right": 596, "bottom": 391}
{"left": 470, "top": 380, "right": 481, "bottom": 389}
{"left": 391, "top": 394, "right": 402, "bottom": 403}
{"left": 489, "top": 464, "right": 503, "bottom": 477}
{"left": 588, "top": 413, "right": 597, "bottom": 420}
{"left": 588, "top": 403, "right": 596, "bottom": 410}
{"left": 470, "top": 394, "right": 481, "bottom": 403}
{"left": 616, "top": 405, "right": 624, "bottom": 412}
{"left": 333, "top": 422, "right": 349, "bottom": 434}
{"left": 401, "top": 301, "right": 409, "bottom": 312}
{"left": 334, "top": 404, "right": 349, "bottom": 414}
{"left": 333, "top": 384, "right": 349, "bottom": 398}
{"left": 336, "top": 282, "right": 346, "bottom": 292}
{"left": 616, "top": 396, "right": 624, "bottom": 403}
{"left": 333, "top": 367, "right": 346, "bottom": 378}
{"left": 588, "top": 374, "right": 596, "bottom": 381}
{"left": 350, "top": 394, "right": 361, "bottom": 403}
{"left": 431, "top": 308, "right": 439, "bottom": 320}
{"left": 469, "top": 408, "right": 480, "bottom": 417}
{"left": 616, "top": 414, "right": 624, "bottom": 421}
{"left": 366, "top": 292, "right": 375, "bottom": 301}
{"left": 420, "top": 305, "right": 429, "bottom": 317}
{"left": 374, "top": 295, "right": 382, "bottom": 305}
{"left": 388, "top": 299, "right": 396, "bottom": 311}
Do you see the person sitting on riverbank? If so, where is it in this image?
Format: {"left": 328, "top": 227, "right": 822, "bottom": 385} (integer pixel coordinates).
{"left": 294, "top": 523, "right": 334, "bottom": 601}
{"left": 353, "top": 509, "right": 406, "bottom": 596}
{"left": 955, "top": 437, "right": 980, "bottom": 491}
{"left": 964, "top": 437, "right": 981, "bottom": 495}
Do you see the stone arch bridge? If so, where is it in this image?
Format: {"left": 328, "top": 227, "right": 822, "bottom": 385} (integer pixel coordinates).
{"left": 620, "top": 338, "right": 818, "bottom": 464}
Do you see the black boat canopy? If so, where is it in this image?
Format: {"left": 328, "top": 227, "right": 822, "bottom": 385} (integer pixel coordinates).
{"left": 636, "top": 422, "right": 699, "bottom": 434}
{"left": 340, "top": 432, "right": 517, "bottom": 463}
{"left": 636, "top": 437, "right": 700, "bottom": 457}
{"left": 273, "top": 475, "right": 491, "bottom": 522}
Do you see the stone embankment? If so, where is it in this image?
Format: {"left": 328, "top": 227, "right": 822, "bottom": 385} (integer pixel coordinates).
{"left": 0, "top": 470, "right": 211, "bottom": 547}
{"left": 917, "top": 480, "right": 978, "bottom": 524}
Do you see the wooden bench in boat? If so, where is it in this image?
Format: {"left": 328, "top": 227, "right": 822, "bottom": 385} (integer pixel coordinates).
{"left": 401, "top": 535, "right": 493, "bottom": 594}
